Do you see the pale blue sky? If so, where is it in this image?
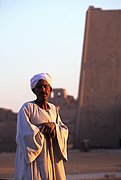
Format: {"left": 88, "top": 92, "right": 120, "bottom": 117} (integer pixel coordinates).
{"left": 0, "top": 0, "right": 121, "bottom": 112}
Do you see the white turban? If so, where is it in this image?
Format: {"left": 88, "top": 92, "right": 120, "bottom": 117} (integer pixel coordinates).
{"left": 30, "top": 73, "right": 52, "bottom": 90}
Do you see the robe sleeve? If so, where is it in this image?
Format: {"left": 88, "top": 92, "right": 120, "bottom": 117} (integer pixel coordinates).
{"left": 16, "top": 104, "right": 44, "bottom": 164}
{"left": 55, "top": 108, "right": 69, "bottom": 161}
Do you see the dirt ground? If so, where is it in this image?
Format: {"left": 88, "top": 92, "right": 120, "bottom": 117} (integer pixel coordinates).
{"left": 0, "top": 149, "right": 121, "bottom": 179}
{"left": 65, "top": 149, "right": 121, "bottom": 174}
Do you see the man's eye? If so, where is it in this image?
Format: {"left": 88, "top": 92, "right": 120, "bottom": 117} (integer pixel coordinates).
{"left": 37, "top": 85, "right": 48, "bottom": 89}
{"left": 36, "top": 85, "right": 42, "bottom": 89}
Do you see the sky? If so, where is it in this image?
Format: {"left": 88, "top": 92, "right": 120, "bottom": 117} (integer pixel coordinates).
{"left": 0, "top": 0, "right": 121, "bottom": 113}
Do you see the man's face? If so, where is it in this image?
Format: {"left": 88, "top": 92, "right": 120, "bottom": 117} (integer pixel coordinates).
{"left": 33, "top": 79, "right": 51, "bottom": 101}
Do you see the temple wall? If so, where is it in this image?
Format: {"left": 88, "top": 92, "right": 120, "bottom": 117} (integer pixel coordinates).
{"left": 75, "top": 6, "right": 121, "bottom": 149}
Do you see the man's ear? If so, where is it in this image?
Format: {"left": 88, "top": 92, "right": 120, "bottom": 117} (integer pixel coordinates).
{"left": 32, "top": 88, "right": 36, "bottom": 94}
{"left": 50, "top": 87, "right": 52, "bottom": 92}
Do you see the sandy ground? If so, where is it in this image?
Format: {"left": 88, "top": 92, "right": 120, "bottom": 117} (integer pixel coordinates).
{"left": 65, "top": 149, "right": 121, "bottom": 174}
{"left": 0, "top": 149, "right": 121, "bottom": 179}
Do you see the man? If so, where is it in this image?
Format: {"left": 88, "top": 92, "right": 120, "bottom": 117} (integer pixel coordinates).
{"left": 15, "top": 73, "right": 68, "bottom": 180}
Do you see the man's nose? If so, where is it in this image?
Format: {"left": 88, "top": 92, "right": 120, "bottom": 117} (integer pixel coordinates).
{"left": 41, "top": 86, "right": 46, "bottom": 91}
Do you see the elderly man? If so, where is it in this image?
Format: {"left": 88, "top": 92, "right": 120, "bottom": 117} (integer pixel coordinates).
{"left": 15, "top": 73, "right": 68, "bottom": 180}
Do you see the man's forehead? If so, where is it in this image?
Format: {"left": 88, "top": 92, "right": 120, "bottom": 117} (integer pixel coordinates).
{"left": 37, "top": 79, "right": 49, "bottom": 85}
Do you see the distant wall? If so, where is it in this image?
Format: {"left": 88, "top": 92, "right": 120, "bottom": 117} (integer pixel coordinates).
{"left": 0, "top": 108, "right": 17, "bottom": 152}
{"left": 75, "top": 6, "right": 121, "bottom": 149}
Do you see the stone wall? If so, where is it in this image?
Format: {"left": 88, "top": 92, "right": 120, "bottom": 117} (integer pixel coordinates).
{"left": 75, "top": 6, "right": 121, "bottom": 149}
{"left": 0, "top": 108, "right": 17, "bottom": 152}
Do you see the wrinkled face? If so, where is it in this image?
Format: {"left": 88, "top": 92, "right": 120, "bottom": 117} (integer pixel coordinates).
{"left": 33, "top": 79, "right": 51, "bottom": 101}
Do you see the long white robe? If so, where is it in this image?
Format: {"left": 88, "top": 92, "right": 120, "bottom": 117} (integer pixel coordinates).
{"left": 15, "top": 101, "right": 68, "bottom": 180}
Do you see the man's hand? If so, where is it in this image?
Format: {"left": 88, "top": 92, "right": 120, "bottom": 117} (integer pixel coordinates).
{"left": 40, "top": 122, "right": 56, "bottom": 137}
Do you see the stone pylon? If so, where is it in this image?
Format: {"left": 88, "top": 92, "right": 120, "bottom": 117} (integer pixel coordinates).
{"left": 75, "top": 6, "right": 121, "bottom": 149}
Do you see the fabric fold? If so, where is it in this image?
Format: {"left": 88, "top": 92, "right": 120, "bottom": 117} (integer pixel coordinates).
{"left": 16, "top": 105, "right": 44, "bottom": 164}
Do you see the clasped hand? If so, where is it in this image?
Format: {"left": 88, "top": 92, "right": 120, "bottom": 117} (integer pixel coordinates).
{"left": 39, "top": 122, "right": 56, "bottom": 138}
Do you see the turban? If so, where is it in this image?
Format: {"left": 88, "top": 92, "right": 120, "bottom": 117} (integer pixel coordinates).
{"left": 30, "top": 73, "right": 52, "bottom": 90}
